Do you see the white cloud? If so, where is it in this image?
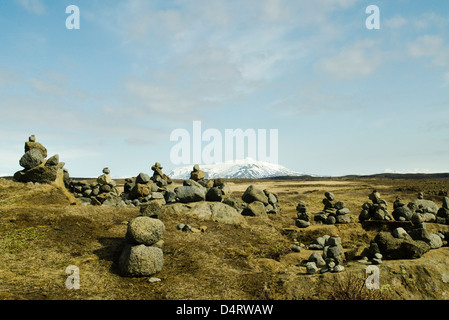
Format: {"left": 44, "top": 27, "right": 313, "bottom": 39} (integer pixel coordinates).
{"left": 408, "top": 35, "right": 449, "bottom": 66}
{"left": 15, "top": 0, "right": 45, "bottom": 15}
{"left": 385, "top": 15, "right": 407, "bottom": 29}
{"left": 317, "top": 40, "right": 382, "bottom": 80}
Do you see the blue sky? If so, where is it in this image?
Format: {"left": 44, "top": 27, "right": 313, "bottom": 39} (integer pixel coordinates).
{"left": 1, "top": 0, "right": 449, "bottom": 177}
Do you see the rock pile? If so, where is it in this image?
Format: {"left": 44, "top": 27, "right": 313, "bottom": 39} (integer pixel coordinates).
{"left": 190, "top": 164, "right": 206, "bottom": 182}
{"left": 68, "top": 167, "right": 125, "bottom": 207}
{"left": 306, "top": 236, "right": 344, "bottom": 274}
{"left": 358, "top": 190, "right": 393, "bottom": 221}
{"left": 363, "top": 217, "right": 444, "bottom": 261}
{"left": 241, "top": 185, "right": 280, "bottom": 218}
{"left": 436, "top": 197, "right": 449, "bottom": 225}
{"left": 406, "top": 193, "right": 438, "bottom": 222}
{"left": 314, "top": 192, "right": 351, "bottom": 224}
{"left": 119, "top": 216, "right": 165, "bottom": 277}
{"left": 295, "top": 201, "right": 310, "bottom": 228}
{"left": 14, "top": 135, "right": 69, "bottom": 186}
{"left": 392, "top": 196, "right": 413, "bottom": 221}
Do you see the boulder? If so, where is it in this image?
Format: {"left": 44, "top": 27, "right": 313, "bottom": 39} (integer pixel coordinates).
{"left": 242, "top": 185, "right": 269, "bottom": 205}
{"left": 125, "top": 216, "right": 165, "bottom": 246}
{"left": 206, "top": 187, "right": 223, "bottom": 202}
{"left": 374, "top": 231, "right": 430, "bottom": 260}
{"left": 242, "top": 201, "right": 268, "bottom": 218}
{"left": 308, "top": 252, "right": 326, "bottom": 267}
{"left": 118, "top": 244, "right": 164, "bottom": 277}
{"left": 24, "top": 141, "right": 47, "bottom": 158}
{"left": 295, "top": 219, "right": 310, "bottom": 228}
{"left": 45, "top": 154, "right": 59, "bottom": 166}
{"left": 136, "top": 173, "right": 151, "bottom": 184}
{"left": 19, "top": 149, "right": 44, "bottom": 169}
{"left": 408, "top": 199, "right": 439, "bottom": 214}
{"left": 175, "top": 185, "right": 206, "bottom": 203}
{"left": 140, "top": 201, "right": 163, "bottom": 218}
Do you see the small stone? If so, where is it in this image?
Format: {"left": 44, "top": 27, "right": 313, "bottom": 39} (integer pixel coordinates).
{"left": 291, "top": 245, "right": 301, "bottom": 252}
{"left": 177, "top": 223, "right": 185, "bottom": 230}
{"left": 333, "top": 265, "right": 345, "bottom": 273}
{"left": 103, "top": 167, "right": 111, "bottom": 174}
{"left": 148, "top": 277, "right": 162, "bottom": 283}
{"left": 306, "top": 262, "right": 318, "bottom": 274}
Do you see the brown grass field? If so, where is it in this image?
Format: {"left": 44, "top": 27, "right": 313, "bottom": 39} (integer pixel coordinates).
{"left": 1, "top": 176, "right": 449, "bottom": 300}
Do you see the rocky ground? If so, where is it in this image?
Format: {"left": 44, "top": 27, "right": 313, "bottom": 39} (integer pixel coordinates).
{"left": 1, "top": 176, "right": 449, "bottom": 300}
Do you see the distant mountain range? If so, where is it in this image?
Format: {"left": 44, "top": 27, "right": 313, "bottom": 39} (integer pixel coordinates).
{"left": 167, "top": 158, "right": 304, "bottom": 179}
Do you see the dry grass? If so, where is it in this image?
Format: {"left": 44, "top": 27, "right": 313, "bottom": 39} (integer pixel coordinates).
{"left": 1, "top": 177, "right": 449, "bottom": 300}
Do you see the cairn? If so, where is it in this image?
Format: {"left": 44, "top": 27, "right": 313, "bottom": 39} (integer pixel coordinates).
{"left": 295, "top": 201, "right": 310, "bottom": 228}
{"left": 190, "top": 164, "right": 206, "bottom": 182}
{"left": 306, "top": 236, "right": 344, "bottom": 274}
{"left": 14, "top": 135, "right": 69, "bottom": 187}
{"left": 68, "top": 167, "right": 125, "bottom": 207}
{"left": 314, "top": 192, "right": 351, "bottom": 225}
{"left": 406, "top": 192, "right": 438, "bottom": 223}
{"left": 436, "top": 197, "right": 449, "bottom": 225}
{"left": 151, "top": 162, "right": 172, "bottom": 188}
{"left": 173, "top": 166, "right": 232, "bottom": 204}
{"left": 358, "top": 190, "right": 392, "bottom": 221}
{"left": 392, "top": 196, "right": 413, "bottom": 221}
{"left": 241, "top": 185, "right": 280, "bottom": 218}
{"left": 119, "top": 215, "right": 165, "bottom": 277}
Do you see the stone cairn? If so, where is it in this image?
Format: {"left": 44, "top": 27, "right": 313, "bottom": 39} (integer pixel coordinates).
{"left": 241, "top": 184, "right": 280, "bottom": 218}
{"left": 406, "top": 192, "right": 438, "bottom": 223}
{"left": 391, "top": 196, "right": 413, "bottom": 221}
{"left": 295, "top": 201, "right": 310, "bottom": 228}
{"left": 14, "top": 135, "right": 69, "bottom": 186}
{"left": 172, "top": 164, "right": 234, "bottom": 205}
{"left": 118, "top": 215, "right": 165, "bottom": 277}
{"left": 313, "top": 192, "right": 351, "bottom": 225}
{"left": 358, "top": 190, "right": 393, "bottom": 222}
{"left": 306, "top": 235, "right": 344, "bottom": 274}
{"left": 68, "top": 167, "right": 125, "bottom": 207}
{"left": 436, "top": 196, "right": 449, "bottom": 225}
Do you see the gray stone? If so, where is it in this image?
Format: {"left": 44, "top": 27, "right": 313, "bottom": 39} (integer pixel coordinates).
{"left": 175, "top": 186, "right": 206, "bottom": 203}
{"left": 336, "top": 208, "right": 350, "bottom": 215}
{"left": 19, "top": 149, "right": 44, "bottom": 169}
{"left": 336, "top": 214, "right": 351, "bottom": 224}
{"left": 333, "top": 265, "right": 345, "bottom": 273}
{"left": 325, "top": 215, "right": 336, "bottom": 225}
{"left": 136, "top": 172, "right": 151, "bottom": 184}
{"left": 392, "top": 227, "right": 410, "bottom": 240}
{"left": 428, "top": 233, "right": 443, "bottom": 249}
{"left": 359, "top": 209, "right": 371, "bottom": 222}
{"left": 242, "top": 201, "right": 268, "bottom": 218}
{"left": 164, "top": 190, "right": 177, "bottom": 203}
{"left": 291, "top": 245, "right": 301, "bottom": 252}
{"left": 125, "top": 216, "right": 165, "bottom": 246}
{"left": 306, "top": 262, "right": 318, "bottom": 274}
{"left": 335, "top": 201, "right": 345, "bottom": 210}
{"left": 393, "top": 206, "right": 413, "bottom": 221}
{"left": 408, "top": 199, "right": 439, "bottom": 214}
{"left": 324, "top": 192, "right": 335, "bottom": 201}
{"left": 206, "top": 187, "right": 223, "bottom": 202}
{"left": 309, "top": 252, "right": 326, "bottom": 267}
{"left": 443, "top": 197, "right": 449, "bottom": 210}
{"left": 295, "top": 219, "right": 310, "bottom": 228}
{"left": 314, "top": 212, "right": 327, "bottom": 223}
{"left": 374, "top": 231, "right": 430, "bottom": 259}
{"left": 242, "top": 185, "right": 269, "bottom": 205}
{"left": 327, "top": 237, "right": 341, "bottom": 247}
{"left": 119, "top": 244, "right": 164, "bottom": 277}
{"left": 103, "top": 167, "right": 111, "bottom": 174}
{"left": 140, "top": 201, "right": 163, "bottom": 218}
{"left": 45, "top": 154, "right": 59, "bottom": 166}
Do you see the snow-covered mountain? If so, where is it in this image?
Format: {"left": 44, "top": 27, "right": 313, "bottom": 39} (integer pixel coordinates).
{"left": 167, "top": 158, "right": 303, "bottom": 179}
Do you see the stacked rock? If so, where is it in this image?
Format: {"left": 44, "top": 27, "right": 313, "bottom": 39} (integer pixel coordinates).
{"left": 118, "top": 216, "right": 165, "bottom": 277}
{"left": 358, "top": 190, "right": 392, "bottom": 221}
{"left": 314, "top": 192, "right": 351, "bottom": 225}
{"left": 408, "top": 213, "right": 443, "bottom": 249}
{"left": 391, "top": 196, "right": 413, "bottom": 221}
{"left": 436, "top": 197, "right": 449, "bottom": 225}
{"left": 306, "top": 236, "right": 344, "bottom": 274}
{"left": 190, "top": 164, "right": 206, "bottom": 182}
{"left": 14, "top": 135, "right": 69, "bottom": 186}
{"left": 295, "top": 201, "right": 310, "bottom": 228}
{"left": 241, "top": 185, "right": 280, "bottom": 218}
{"left": 406, "top": 193, "right": 438, "bottom": 223}
{"left": 68, "top": 167, "right": 124, "bottom": 206}
{"left": 172, "top": 166, "right": 232, "bottom": 205}
{"left": 150, "top": 162, "right": 173, "bottom": 188}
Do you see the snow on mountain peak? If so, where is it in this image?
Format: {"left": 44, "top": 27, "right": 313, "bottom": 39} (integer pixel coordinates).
{"left": 167, "top": 158, "right": 303, "bottom": 179}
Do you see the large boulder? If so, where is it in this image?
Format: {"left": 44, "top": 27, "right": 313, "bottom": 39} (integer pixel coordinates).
{"left": 242, "top": 201, "right": 268, "bottom": 218}
{"left": 161, "top": 202, "right": 246, "bottom": 225}
{"left": 125, "top": 216, "right": 165, "bottom": 246}
{"left": 242, "top": 185, "right": 269, "bottom": 205}
{"left": 24, "top": 141, "right": 47, "bottom": 158}
{"left": 374, "top": 231, "right": 430, "bottom": 260}
{"left": 408, "top": 199, "right": 439, "bottom": 214}
{"left": 19, "top": 149, "right": 44, "bottom": 169}
{"left": 175, "top": 185, "right": 206, "bottom": 203}
{"left": 14, "top": 164, "right": 61, "bottom": 184}
{"left": 118, "top": 244, "right": 164, "bottom": 277}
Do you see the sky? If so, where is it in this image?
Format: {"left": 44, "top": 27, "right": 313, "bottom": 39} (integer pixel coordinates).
{"left": 1, "top": 0, "right": 449, "bottom": 178}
